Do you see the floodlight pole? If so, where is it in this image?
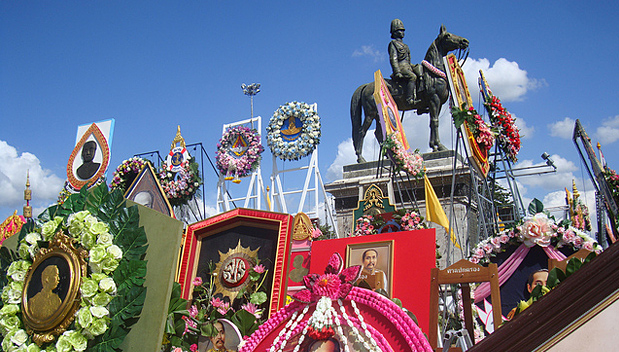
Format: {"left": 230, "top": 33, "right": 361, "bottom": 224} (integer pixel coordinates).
{"left": 241, "top": 83, "right": 261, "bottom": 129}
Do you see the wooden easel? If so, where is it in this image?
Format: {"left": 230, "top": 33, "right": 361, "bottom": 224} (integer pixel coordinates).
{"left": 548, "top": 248, "right": 592, "bottom": 272}
{"left": 429, "top": 259, "right": 502, "bottom": 351}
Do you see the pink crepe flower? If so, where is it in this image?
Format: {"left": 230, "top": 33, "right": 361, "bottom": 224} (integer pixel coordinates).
{"left": 253, "top": 264, "right": 265, "bottom": 274}
{"left": 521, "top": 213, "right": 553, "bottom": 247}
{"left": 190, "top": 344, "right": 198, "bottom": 352}
{"left": 192, "top": 276, "right": 203, "bottom": 287}
{"left": 211, "top": 297, "right": 224, "bottom": 308}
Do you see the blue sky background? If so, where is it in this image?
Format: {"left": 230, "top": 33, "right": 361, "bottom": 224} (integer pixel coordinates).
{"left": 2, "top": 1, "right": 619, "bottom": 226}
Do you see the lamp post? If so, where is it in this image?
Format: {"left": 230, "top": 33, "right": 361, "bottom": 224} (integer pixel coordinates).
{"left": 241, "top": 83, "right": 261, "bottom": 129}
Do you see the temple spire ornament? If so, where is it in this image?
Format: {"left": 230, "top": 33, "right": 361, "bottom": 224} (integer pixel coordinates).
{"left": 23, "top": 170, "right": 33, "bottom": 219}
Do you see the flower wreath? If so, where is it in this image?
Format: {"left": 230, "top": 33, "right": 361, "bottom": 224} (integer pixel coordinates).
{"left": 483, "top": 95, "right": 521, "bottom": 162}
{"left": 266, "top": 102, "right": 321, "bottom": 161}
{"left": 469, "top": 212, "right": 602, "bottom": 265}
{"left": 0, "top": 184, "right": 147, "bottom": 352}
{"left": 109, "top": 157, "right": 148, "bottom": 193}
{"left": 159, "top": 157, "right": 202, "bottom": 207}
{"left": 215, "top": 126, "right": 264, "bottom": 183}
{"left": 382, "top": 133, "right": 425, "bottom": 178}
{"left": 451, "top": 105, "right": 495, "bottom": 154}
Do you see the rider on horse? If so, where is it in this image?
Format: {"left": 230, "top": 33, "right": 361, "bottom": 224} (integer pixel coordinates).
{"left": 388, "top": 19, "right": 421, "bottom": 106}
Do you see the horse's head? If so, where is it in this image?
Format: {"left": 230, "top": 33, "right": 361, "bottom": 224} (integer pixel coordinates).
{"left": 435, "top": 24, "right": 469, "bottom": 58}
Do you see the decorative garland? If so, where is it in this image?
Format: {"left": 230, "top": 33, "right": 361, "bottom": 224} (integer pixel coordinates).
{"left": 483, "top": 95, "right": 521, "bottom": 162}
{"left": 382, "top": 133, "right": 425, "bottom": 178}
{"left": 159, "top": 157, "right": 202, "bottom": 207}
{"left": 0, "top": 184, "right": 147, "bottom": 352}
{"left": 352, "top": 209, "right": 427, "bottom": 237}
{"left": 266, "top": 102, "right": 321, "bottom": 161}
{"left": 604, "top": 167, "right": 619, "bottom": 206}
{"left": 469, "top": 212, "right": 602, "bottom": 265}
{"left": 109, "top": 157, "right": 148, "bottom": 193}
{"left": 215, "top": 126, "right": 264, "bottom": 183}
{"left": 451, "top": 105, "right": 494, "bottom": 154}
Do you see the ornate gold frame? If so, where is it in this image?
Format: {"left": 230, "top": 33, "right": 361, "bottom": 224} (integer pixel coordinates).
{"left": 21, "top": 232, "right": 88, "bottom": 346}
{"left": 345, "top": 240, "right": 394, "bottom": 298}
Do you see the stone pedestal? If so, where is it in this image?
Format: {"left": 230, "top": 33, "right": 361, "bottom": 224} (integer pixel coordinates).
{"left": 325, "top": 150, "right": 478, "bottom": 267}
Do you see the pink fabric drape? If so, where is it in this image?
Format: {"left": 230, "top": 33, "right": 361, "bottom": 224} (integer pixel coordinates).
{"left": 473, "top": 244, "right": 567, "bottom": 303}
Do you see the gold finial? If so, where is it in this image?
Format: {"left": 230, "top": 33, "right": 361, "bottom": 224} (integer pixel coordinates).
{"left": 23, "top": 170, "right": 32, "bottom": 218}
{"left": 170, "top": 125, "right": 186, "bottom": 149}
{"left": 572, "top": 180, "right": 580, "bottom": 201}
{"left": 597, "top": 142, "right": 601, "bottom": 150}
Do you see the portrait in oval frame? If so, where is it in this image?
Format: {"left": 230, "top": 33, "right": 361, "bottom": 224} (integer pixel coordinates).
{"left": 21, "top": 232, "right": 87, "bottom": 345}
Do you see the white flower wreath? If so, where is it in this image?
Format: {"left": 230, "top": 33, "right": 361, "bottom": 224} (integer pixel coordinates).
{"left": 266, "top": 101, "right": 321, "bottom": 161}
{"left": 1, "top": 211, "right": 122, "bottom": 352}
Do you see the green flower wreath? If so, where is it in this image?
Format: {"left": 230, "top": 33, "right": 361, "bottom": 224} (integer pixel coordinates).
{"left": 0, "top": 184, "right": 147, "bottom": 352}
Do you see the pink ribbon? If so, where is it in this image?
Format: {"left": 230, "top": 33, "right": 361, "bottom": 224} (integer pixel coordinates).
{"left": 474, "top": 244, "right": 568, "bottom": 303}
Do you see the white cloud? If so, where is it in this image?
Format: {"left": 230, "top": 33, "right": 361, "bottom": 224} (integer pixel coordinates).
{"left": 515, "top": 154, "right": 578, "bottom": 191}
{"left": 326, "top": 132, "right": 381, "bottom": 181}
{"left": 462, "top": 58, "right": 544, "bottom": 102}
{"left": 513, "top": 114, "right": 534, "bottom": 140}
{"left": 595, "top": 115, "right": 619, "bottom": 145}
{"left": 0, "top": 141, "right": 64, "bottom": 217}
{"left": 352, "top": 45, "right": 386, "bottom": 63}
{"left": 548, "top": 117, "right": 576, "bottom": 139}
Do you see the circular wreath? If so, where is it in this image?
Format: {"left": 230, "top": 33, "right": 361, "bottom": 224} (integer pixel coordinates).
{"left": 0, "top": 184, "right": 147, "bottom": 352}
{"left": 484, "top": 95, "right": 521, "bottom": 162}
{"left": 266, "top": 101, "right": 321, "bottom": 161}
{"left": 469, "top": 212, "right": 602, "bottom": 265}
{"left": 216, "top": 126, "right": 264, "bottom": 182}
{"left": 159, "top": 157, "right": 202, "bottom": 207}
{"left": 383, "top": 133, "right": 425, "bottom": 178}
{"left": 109, "top": 157, "right": 148, "bottom": 193}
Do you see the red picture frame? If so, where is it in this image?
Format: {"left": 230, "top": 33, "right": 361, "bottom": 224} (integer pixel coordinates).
{"left": 310, "top": 229, "right": 436, "bottom": 335}
{"left": 177, "top": 208, "right": 293, "bottom": 316}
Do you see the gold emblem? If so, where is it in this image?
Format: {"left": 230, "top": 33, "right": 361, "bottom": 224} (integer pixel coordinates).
{"left": 292, "top": 212, "right": 313, "bottom": 241}
{"left": 213, "top": 240, "right": 260, "bottom": 300}
{"left": 21, "top": 232, "right": 88, "bottom": 346}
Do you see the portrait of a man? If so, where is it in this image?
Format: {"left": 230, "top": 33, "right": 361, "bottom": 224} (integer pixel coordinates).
{"left": 76, "top": 140, "right": 101, "bottom": 180}
{"left": 133, "top": 191, "right": 154, "bottom": 209}
{"left": 306, "top": 338, "right": 341, "bottom": 352}
{"left": 346, "top": 241, "right": 393, "bottom": 297}
{"left": 28, "top": 265, "right": 62, "bottom": 320}
{"left": 199, "top": 319, "right": 241, "bottom": 352}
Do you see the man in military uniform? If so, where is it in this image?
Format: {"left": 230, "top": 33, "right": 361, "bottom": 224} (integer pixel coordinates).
{"left": 388, "top": 19, "right": 420, "bottom": 105}
{"left": 355, "top": 249, "right": 387, "bottom": 292}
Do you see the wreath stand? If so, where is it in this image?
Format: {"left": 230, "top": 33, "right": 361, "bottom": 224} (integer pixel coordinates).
{"left": 216, "top": 116, "right": 267, "bottom": 212}
{"left": 269, "top": 147, "right": 339, "bottom": 237}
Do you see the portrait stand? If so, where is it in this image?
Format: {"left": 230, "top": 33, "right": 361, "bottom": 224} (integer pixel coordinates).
{"left": 216, "top": 116, "right": 267, "bottom": 213}
{"left": 429, "top": 259, "right": 501, "bottom": 351}
{"left": 269, "top": 147, "right": 339, "bottom": 238}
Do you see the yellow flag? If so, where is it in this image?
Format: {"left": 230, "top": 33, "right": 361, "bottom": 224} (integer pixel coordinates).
{"left": 424, "top": 174, "right": 461, "bottom": 249}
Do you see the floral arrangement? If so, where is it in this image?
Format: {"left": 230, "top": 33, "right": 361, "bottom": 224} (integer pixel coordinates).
{"left": 0, "top": 184, "right": 147, "bottom": 352}
{"left": 159, "top": 157, "right": 202, "bottom": 207}
{"left": 266, "top": 102, "right": 321, "bottom": 161}
{"left": 483, "top": 95, "right": 521, "bottom": 162}
{"left": 469, "top": 212, "right": 602, "bottom": 265}
{"left": 351, "top": 209, "right": 427, "bottom": 237}
{"left": 109, "top": 157, "right": 148, "bottom": 193}
{"left": 451, "top": 105, "right": 495, "bottom": 153}
{"left": 161, "top": 261, "right": 269, "bottom": 352}
{"left": 238, "top": 253, "right": 432, "bottom": 352}
{"left": 216, "top": 126, "right": 264, "bottom": 183}
{"left": 382, "top": 133, "right": 425, "bottom": 178}
{"left": 604, "top": 167, "right": 619, "bottom": 206}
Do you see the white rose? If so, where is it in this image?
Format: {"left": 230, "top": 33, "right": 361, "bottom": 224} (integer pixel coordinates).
{"left": 98, "top": 277, "right": 117, "bottom": 294}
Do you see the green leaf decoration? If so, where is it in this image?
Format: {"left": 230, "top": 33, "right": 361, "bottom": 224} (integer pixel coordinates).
{"left": 546, "top": 268, "right": 563, "bottom": 288}
{"left": 391, "top": 297, "right": 403, "bottom": 308}
{"left": 249, "top": 291, "right": 267, "bottom": 305}
{"left": 201, "top": 322, "right": 215, "bottom": 338}
{"left": 111, "top": 206, "right": 149, "bottom": 260}
{"left": 109, "top": 286, "right": 147, "bottom": 328}
{"left": 231, "top": 309, "right": 260, "bottom": 337}
{"left": 90, "top": 325, "right": 129, "bottom": 352}
{"left": 113, "top": 260, "right": 148, "bottom": 292}
{"left": 528, "top": 198, "right": 544, "bottom": 215}
{"left": 565, "top": 257, "right": 582, "bottom": 276}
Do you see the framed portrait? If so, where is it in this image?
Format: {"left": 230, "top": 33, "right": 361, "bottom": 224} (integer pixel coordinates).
{"left": 178, "top": 208, "right": 293, "bottom": 317}
{"left": 346, "top": 240, "right": 394, "bottom": 298}
{"left": 66, "top": 119, "right": 114, "bottom": 190}
{"left": 125, "top": 163, "right": 174, "bottom": 218}
{"left": 21, "top": 233, "right": 87, "bottom": 344}
{"left": 197, "top": 318, "right": 242, "bottom": 352}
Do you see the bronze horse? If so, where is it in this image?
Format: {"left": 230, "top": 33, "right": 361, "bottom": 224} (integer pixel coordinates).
{"left": 350, "top": 25, "right": 469, "bottom": 163}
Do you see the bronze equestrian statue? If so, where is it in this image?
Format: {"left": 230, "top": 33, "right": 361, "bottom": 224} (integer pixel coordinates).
{"left": 351, "top": 23, "right": 469, "bottom": 163}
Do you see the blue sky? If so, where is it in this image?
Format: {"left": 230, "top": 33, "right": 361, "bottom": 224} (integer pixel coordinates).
{"left": 2, "top": 1, "right": 619, "bottom": 224}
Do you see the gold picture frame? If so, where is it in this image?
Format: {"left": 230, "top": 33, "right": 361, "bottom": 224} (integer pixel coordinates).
{"left": 21, "top": 232, "right": 88, "bottom": 345}
{"left": 346, "top": 240, "right": 394, "bottom": 298}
